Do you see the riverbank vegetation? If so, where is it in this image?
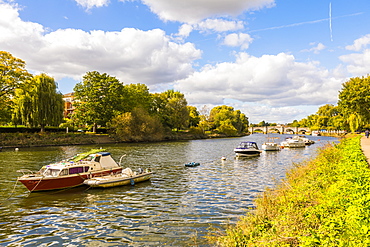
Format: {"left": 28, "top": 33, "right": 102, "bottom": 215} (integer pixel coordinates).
{"left": 211, "top": 136, "right": 370, "bottom": 246}
{"left": 0, "top": 51, "right": 249, "bottom": 141}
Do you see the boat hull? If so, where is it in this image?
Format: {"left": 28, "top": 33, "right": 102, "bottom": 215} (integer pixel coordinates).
{"left": 83, "top": 172, "right": 153, "bottom": 188}
{"left": 280, "top": 142, "right": 305, "bottom": 148}
{"left": 18, "top": 168, "right": 122, "bottom": 192}
{"left": 261, "top": 143, "right": 280, "bottom": 151}
{"left": 234, "top": 149, "right": 261, "bottom": 157}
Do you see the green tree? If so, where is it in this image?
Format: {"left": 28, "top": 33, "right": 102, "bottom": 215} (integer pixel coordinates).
{"left": 122, "top": 83, "right": 152, "bottom": 112}
{"left": 338, "top": 76, "right": 370, "bottom": 129}
{"left": 0, "top": 51, "right": 32, "bottom": 123}
{"left": 209, "top": 105, "right": 248, "bottom": 135}
{"left": 110, "top": 107, "right": 164, "bottom": 142}
{"left": 12, "top": 74, "right": 64, "bottom": 131}
{"left": 187, "top": 106, "right": 200, "bottom": 127}
{"left": 152, "top": 90, "right": 189, "bottom": 131}
{"left": 73, "top": 71, "right": 125, "bottom": 131}
{"left": 0, "top": 51, "right": 32, "bottom": 98}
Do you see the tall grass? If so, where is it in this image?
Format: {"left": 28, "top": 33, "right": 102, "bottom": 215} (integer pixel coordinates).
{"left": 212, "top": 136, "right": 370, "bottom": 246}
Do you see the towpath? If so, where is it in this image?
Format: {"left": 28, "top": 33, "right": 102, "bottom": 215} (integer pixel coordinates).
{"left": 361, "top": 135, "right": 370, "bottom": 165}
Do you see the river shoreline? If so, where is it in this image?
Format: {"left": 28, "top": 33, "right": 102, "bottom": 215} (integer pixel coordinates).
{"left": 0, "top": 131, "right": 248, "bottom": 149}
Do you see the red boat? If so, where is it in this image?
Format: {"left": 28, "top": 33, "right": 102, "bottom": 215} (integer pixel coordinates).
{"left": 17, "top": 150, "right": 123, "bottom": 192}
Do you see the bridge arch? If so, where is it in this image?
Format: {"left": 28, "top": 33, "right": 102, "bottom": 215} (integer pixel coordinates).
{"left": 248, "top": 126, "right": 311, "bottom": 134}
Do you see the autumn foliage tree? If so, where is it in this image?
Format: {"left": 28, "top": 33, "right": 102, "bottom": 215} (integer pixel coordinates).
{"left": 110, "top": 107, "right": 164, "bottom": 142}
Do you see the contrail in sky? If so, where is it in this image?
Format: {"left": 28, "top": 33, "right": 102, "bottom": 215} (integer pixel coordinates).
{"left": 329, "top": 2, "right": 333, "bottom": 41}
{"left": 247, "top": 12, "right": 363, "bottom": 33}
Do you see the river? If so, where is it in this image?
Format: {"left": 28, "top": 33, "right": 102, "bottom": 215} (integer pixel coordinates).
{"left": 0, "top": 134, "right": 337, "bottom": 246}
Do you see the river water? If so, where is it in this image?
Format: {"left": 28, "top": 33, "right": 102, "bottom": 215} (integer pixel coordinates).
{"left": 0, "top": 134, "right": 337, "bottom": 246}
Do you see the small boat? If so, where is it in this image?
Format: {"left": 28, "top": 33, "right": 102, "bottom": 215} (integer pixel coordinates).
{"left": 298, "top": 135, "right": 315, "bottom": 145}
{"left": 234, "top": 141, "right": 261, "bottom": 157}
{"left": 312, "top": 131, "right": 321, "bottom": 136}
{"left": 261, "top": 137, "right": 280, "bottom": 151}
{"left": 185, "top": 162, "right": 200, "bottom": 167}
{"left": 83, "top": 168, "right": 153, "bottom": 188}
{"left": 17, "top": 149, "right": 123, "bottom": 192}
{"left": 280, "top": 136, "right": 306, "bottom": 148}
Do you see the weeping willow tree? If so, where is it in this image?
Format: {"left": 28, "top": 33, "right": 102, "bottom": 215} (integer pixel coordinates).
{"left": 348, "top": 113, "right": 363, "bottom": 133}
{"left": 13, "top": 73, "right": 64, "bottom": 131}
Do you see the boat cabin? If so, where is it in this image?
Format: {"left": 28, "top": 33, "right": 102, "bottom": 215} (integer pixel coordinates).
{"left": 38, "top": 152, "right": 120, "bottom": 177}
{"left": 236, "top": 141, "right": 259, "bottom": 149}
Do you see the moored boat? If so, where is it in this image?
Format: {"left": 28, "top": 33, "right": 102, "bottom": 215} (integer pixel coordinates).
{"left": 234, "top": 141, "right": 261, "bottom": 157}
{"left": 17, "top": 150, "right": 123, "bottom": 192}
{"left": 262, "top": 137, "right": 280, "bottom": 151}
{"left": 280, "top": 136, "right": 306, "bottom": 148}
{"left": 83, "top": 168, "right": 153, "bottom": 188}
{"left": 298, "top": 135, "right": 315, "bottom": 145}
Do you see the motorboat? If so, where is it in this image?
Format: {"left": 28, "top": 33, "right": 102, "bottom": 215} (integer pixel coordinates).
{"left": 261, "top": 137, "right": 280, "bottom": 151}
{"left": 312, "top": 131, "right": 321, "bottom": 136}
{"left": 234, "top": 141, "right": 261, "bottom": 157}
{"left": 280, "top": 136, "right": 306, "bottom": 148}
{"left": 298, "top": 135, "right": 315, "bottom": 145}
{"left": 83, "top": 167, "right": 153, "bottom": 188}
{"left": 17, "top": 149, "right": 123, "bottom": 192}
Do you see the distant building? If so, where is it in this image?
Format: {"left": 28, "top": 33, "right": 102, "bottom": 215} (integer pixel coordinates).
{"left": 63, "top": 92, "right": 75, "bottom": 118}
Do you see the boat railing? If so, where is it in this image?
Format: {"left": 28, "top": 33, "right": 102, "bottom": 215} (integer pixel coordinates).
{"left": 16, "top": 169, "right": 38, "bottom": 175}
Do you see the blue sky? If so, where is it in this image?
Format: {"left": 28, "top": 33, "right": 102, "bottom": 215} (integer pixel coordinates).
{"left": 1, "top": 0, "right": 370, "bottom": 124}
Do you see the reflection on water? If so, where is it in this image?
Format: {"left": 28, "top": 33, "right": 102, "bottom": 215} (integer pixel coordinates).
{"left": 0, "top": 134, "right": 337, "bottom": 246}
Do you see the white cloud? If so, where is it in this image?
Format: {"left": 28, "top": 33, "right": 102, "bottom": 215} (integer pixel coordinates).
{"left": 196, "top": 19, "right": 245, "bottom": 32}
{"left": 230, "top": 102, "right": 306, "bottom": 124}
{"left": 223, "top": 33, "right": 253, "bottom": 50}
{"left": 301, "top": 42, "right": 326, "bottom": 54}
{"left": 140, "top": 0, "right": 275, "bottom": 23}
{"left": 340, "top": 49, "right": 370, "bottom": 76}
{"left": 177, "top": 24, "right": 193, "bottom": 38}
{"left": 345, "top": 34, "right": 370, "bottom": 51}
{"left": 339, "top": 34, "right": 370, "bottom": 77}
{"left": 175, "top": 52, "right": 343, "bottom": 107}
{"left": 0, "top": 3, "right": 202, "bottom": 86}
{"left": 74, "top": 0, "right": 109, "bottom": 10}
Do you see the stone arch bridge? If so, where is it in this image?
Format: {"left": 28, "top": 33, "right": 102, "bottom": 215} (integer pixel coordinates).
{"left": 248, "top": 126, "right": 310, "bottom": 134}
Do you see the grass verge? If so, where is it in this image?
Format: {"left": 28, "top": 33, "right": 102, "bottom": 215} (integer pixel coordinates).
{"left": 211, "top": 136, "right": 370, "bottom": 246}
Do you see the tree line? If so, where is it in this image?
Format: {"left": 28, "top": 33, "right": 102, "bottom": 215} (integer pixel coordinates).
{"left": 0, "top": 51, "right": 249, "bottom": 141}
{"left": 288, "top": 75, "right": 370, "bottom": 133}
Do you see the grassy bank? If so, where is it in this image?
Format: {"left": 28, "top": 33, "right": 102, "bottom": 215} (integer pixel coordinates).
{"left": 212, "top": 136, "right": 370, "bottom": 246}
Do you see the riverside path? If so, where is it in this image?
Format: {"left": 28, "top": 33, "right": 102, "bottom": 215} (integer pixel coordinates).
{"left": 361, "top": 135, "right": 370, "bottom": 165}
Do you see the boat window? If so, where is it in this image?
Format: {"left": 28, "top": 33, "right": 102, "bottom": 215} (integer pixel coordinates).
{"left": 84, "top": 166, "right": 89, "bottom": 172}
{"left": 69, "top": 166, "right": 84, "bottom": 174}
{"left": 94, "top": 156, "right": 101, "bottom": 162}
{"left": 43, "top": 169, "right": 60, "bottom": 177}
{"left": 60, "top": 169, "right": 68, "bottom": 176}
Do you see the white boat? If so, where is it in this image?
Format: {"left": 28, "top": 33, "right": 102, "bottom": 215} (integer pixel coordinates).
{"left": 83, "top": 167, "right": 153, "bottom": 188}
{"left": 312, "top": 131, "right": 321, "bottom": 136}
{"left": 234, "top": 141, "right": 261, "bottom": 157}
{"left": 280, "top": 136, "right": 306, "bottom": 148}
{"left": 298, "top": 135, "right": 315, "bottom": 145}
{"left": 262, "top": 137, "right": 280, "bottom": 151}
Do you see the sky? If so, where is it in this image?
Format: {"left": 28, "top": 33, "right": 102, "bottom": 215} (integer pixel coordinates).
{"left": 1, "top": 0, "right": 370, "bottom": 124}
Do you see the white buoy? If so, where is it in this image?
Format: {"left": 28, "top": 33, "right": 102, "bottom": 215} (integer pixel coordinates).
{"left": 221, "top": 156, "right": 226, "bottom": 160}
{"left": 15, "top": 148, "right": 19, "bottom": 151}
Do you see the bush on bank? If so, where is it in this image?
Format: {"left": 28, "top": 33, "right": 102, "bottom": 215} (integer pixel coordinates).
{"left": 213, "top": 136, "right": 370, "bottom": 246}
